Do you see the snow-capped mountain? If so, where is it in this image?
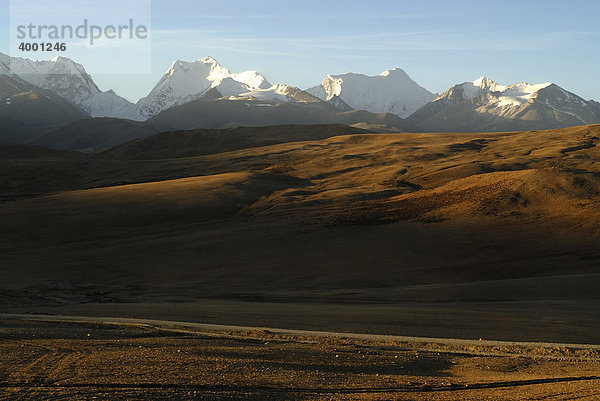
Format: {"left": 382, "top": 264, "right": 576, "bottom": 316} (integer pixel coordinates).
{"left": 62, "top": 87, "right": 136, "bottom": 119}
{"left": 9, "top": 55, "right": 101, "bottom": 104}
{"left": 1, "top": 53, "right": 328, "bottom": 121}
{"left": 407, "top": 76, "right": 600, "bottom": 132}
{"left": 134, "top": 56, "right": 334, "bottom": 120}
{"left": 230, "top": 83, "right": 324, "bottom": 104}
{"left": 1, "top": 52, "right": 136, "bottom": 119}
{"left": 3, "top": 51, "right": 600, "bottom": 134}
{"left": 135, "top": 57, "right": 274, "bottom": 119}
{"left": 1, "top": 52, "right": 89, "bottom": 127}
{"left": 80, "top": 90, "right": 138, "bottom": 119}
{"left": 307, "top": 68, "right": 435, "bottom": 118}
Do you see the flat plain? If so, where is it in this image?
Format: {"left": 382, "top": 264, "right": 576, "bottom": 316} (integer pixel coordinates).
{"left": 1, "top": 316, "right": 600, "bottom": 400}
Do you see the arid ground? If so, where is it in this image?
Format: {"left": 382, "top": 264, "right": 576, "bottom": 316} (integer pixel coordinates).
{"left": 2, "top": 124, "right": 600, "bottom": 399}
{"left": 1, "top": 315, "right": 600, "bottom": 400}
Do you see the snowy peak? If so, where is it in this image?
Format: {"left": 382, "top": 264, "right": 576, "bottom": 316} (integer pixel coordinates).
{"left": 136, "top": 56, "right": 273, "bottom": 119}
{"left": 472, "top": 76, "right": 506, "bottom": 92}
{"left": 200, "top": 56, "right": 219, "bottom": 65}
{"left": 231, "top": 70, "right": 271, "bottom": 90}
{"left": 315, "top": 75, "right": 344, "bottom": 99}
{"left": 447, "top": 76, "right": 508, "bottom": 101}
{"left": 0, "top": 52, "right": 137, "bottom": 119}
{"left": 12, "top": 55, "right": 92, "bottom": 83}
{"left": 408, "top": 76, "right": 600, "bottom": 132}
{"left": 379, "top": 67, "right": 409, "bottom": 78}
{"left": 7, "top": 54, "right": 101, "bottom": 105}
{"left": 231, "top": 83, "right": 323, "bottom": 104}
{"left": 80, "top": 90, "right": 137, "bottom": 119}
{"left": 307, "top": 68, "right": 435, "bottom": 118}
{"left": 437, "top": 76, "right": 552, "bottom": 105}
{"left": 163, "top": 57, "right": 270, "bottom": 90}
{"left": 496, "top": 81, "right": 552, "bottom": 107}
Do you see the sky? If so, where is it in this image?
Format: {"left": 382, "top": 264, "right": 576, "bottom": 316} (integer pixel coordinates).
{"left": 1, "top": 0, "right": 600, "bottom": 103}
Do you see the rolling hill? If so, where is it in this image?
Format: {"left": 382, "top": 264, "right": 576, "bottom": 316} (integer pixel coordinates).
{"left": 100, "top": 124, "right": 371, "bottom": 160}
{"left": 2, "top": 124, "right": 600, "bottom": 308}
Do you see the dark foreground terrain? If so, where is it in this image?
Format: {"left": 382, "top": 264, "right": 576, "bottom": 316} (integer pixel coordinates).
{"left": 2, "top": 123, "right": 600, "bottom": 399}
{"left": 1, "top": 316, "right": 599, "bottom": 400}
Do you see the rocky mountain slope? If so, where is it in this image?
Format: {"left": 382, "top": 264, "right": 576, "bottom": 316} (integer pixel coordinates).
{"left": 2, "top": 52, "right": 135, "bottom": 119}
{"left": 407, "top": 76, "right": 600, "bottom": 132}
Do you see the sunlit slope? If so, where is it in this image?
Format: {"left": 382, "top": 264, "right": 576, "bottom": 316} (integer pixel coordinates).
{"left": 2, "top": 124, "right": 600, "bottom": 303}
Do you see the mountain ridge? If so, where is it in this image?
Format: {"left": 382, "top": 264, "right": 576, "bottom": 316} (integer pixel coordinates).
{"left": 2, "top": 51, "right": 600, "bottom": 135}
{"left": 407, "top": 76, "right": 600, "bottom": 132}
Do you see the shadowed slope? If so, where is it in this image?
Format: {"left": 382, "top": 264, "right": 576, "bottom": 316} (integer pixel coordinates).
{"left": 100, "top": 124, "right": 372, "bottom": 160}
{"left": 0, "top": 74, "right": 89, "bottom": 127}
{"left": 146, "top": 97, "right": 415, "bottom": 132}
{"left": 25, "top": 117, "right": 159, "bottom": 153}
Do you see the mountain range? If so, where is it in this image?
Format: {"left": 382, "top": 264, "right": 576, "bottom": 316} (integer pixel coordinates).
{"left": 406, "top": 76, "right": 600, "bottom": 132}
{"left": 1, "top": 51, "right": 600, "bottom": 152}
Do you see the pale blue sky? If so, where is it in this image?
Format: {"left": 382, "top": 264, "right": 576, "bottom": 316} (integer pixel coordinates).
{"left": 1, "top": 0, "right": 600, "bottom": 103}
